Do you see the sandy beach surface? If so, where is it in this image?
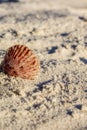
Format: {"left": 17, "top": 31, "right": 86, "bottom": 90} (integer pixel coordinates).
{"left": 0, "top": 0, "right": 87, "bottom": 130}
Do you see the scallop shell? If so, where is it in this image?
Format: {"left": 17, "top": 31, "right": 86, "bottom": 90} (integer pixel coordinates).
{"left": 2, "top": 45, "right": 40, "bottom": 79}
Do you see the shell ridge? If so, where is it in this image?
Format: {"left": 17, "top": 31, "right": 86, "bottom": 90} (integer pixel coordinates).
{"left": 13, "top": 45, "right": 20, "bottom": 58}
{"left": 17, "top": 48, "right": 29, "bottom": 62}
{"left": 13, "top": 45, "right": 21, "bottom": 59}
{"left": 17, "top": 46, "right": 26, "bottom": 58}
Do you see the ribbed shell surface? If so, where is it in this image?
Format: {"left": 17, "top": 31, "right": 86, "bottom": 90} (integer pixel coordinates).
{"left": 2, "top": 45, "right": 40, "bottom": 79}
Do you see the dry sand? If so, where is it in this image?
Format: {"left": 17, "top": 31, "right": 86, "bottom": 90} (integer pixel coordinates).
{"left": 0, "top": 0, "right": 87, "bottom": 130}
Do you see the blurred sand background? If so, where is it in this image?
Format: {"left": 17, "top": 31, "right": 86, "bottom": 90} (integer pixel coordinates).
{"left": 0, "top": 0, "right": 87, "bottom": 130}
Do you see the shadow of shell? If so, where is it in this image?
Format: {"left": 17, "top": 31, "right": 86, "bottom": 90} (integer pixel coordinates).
{"left": 2, "top": 45, "right": 40, "bottom": 79}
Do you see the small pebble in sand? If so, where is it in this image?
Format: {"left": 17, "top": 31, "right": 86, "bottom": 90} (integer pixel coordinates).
{"left": 0, "top": 50, "right": 6, "bottom": 58}
{"left": 2, "top": 45, "right": 40, "bottom": 79}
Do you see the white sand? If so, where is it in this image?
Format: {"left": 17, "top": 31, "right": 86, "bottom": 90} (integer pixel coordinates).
{"left": 0, "top": 0, "right": 87, "bottom": 130}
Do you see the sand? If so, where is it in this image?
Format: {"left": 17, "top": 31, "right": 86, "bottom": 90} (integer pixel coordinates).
{"left": 0, "top": 0, "right": 87, "bottom": 130}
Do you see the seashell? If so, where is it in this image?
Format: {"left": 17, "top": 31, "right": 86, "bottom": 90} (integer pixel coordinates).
{"left": 2, "top": 45, "right": 40, "bottom": 79}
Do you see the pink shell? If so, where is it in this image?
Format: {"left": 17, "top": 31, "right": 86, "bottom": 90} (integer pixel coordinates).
{"left": 2, "top": 45, "right": 40, "bottom": 79}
